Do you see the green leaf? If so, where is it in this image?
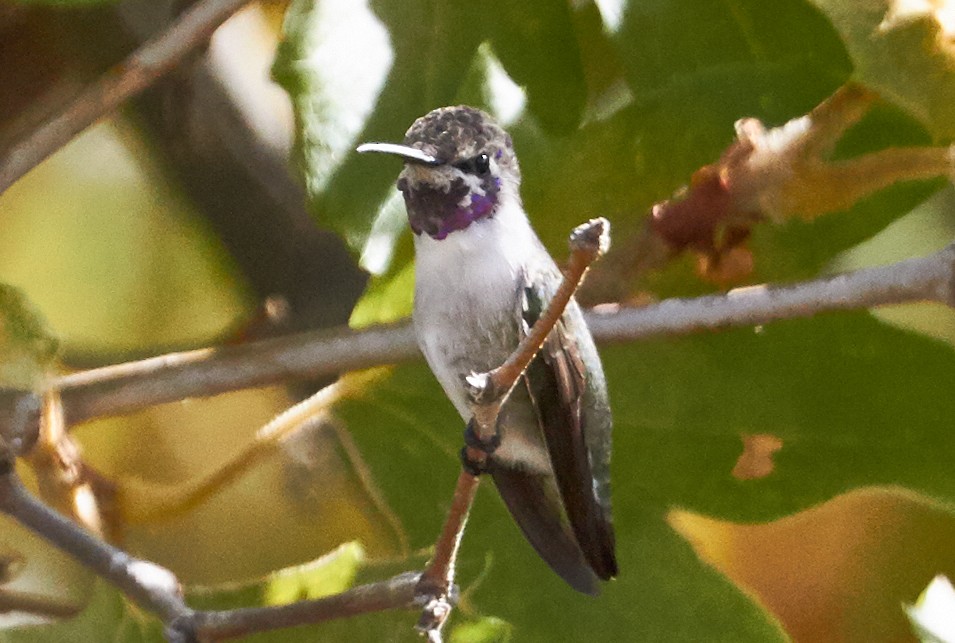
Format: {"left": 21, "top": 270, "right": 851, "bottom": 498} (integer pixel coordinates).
{"left": 807, "top": 0, "right": 955, "bottom": 138}
{"left": 484, "top": 0, "right": 587, "bottom": 134}
{"left": 333, "top": 363, "right": 787, "bottom": 640}
{"left": 450, "top": 616, "right": 512, "bottom": 643}
{"left": 2, "top": 579, "right": 164, "bottom": 643}
{"left": 188, "top": 542, "right": 364, "bottom": 611}
{"left": 610, "top": 312, "right": 955, "bottom": 519}
{"left": 611, "top": 0, "right": 851, "bottom": 99}
{"left": 0, "top": 284, "right": 57, "bottom": 389}
{"left": 276, "top": 0, "right": 485, "bottom": 253}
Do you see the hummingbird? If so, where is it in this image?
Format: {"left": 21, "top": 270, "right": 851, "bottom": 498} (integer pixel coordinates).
{"left": 358, "top": 106, "right": 616, "bottom": 594}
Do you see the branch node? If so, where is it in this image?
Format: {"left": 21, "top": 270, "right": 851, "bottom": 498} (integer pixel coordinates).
{"left": 414, "top": 590, "right": 457, "bottom": 643}
{"left": 569, "top": 217, "right": 611, "bottom": 260}
{"left": 464, "top": 372, "right": 493, "bottom": 406}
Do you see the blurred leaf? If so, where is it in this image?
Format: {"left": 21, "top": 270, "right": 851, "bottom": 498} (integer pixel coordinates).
{"left": 611, "top": 312, "right": 955, "bottom": 519}
{"left": 484, "top": 0, "right": 586, "bottom": 133}
{"left": 611, "top": 0, "right": 851, "bottom": 99}
{"left": 273, "top": 0, "right": 395, "bottom": 249}
{"left": 333, "top": 363, "right": 787, "bottom": 640}
{"left": 278, "top": 0, "right": 485, "bottom": 253}
{"left": 0, "top": 284, "right": 57, "bottom": 389}
{"left": 749, "top": 100, "right": 942, "bottom": 285}
{"left": 808, "top": 0, "right": 955, "bottom": 138}
{"left": 449, "top": 616, "right": 512, "bottom": 643}
{"left": 188, "top": 542, "right": 364, "bottom": 611}
{"left": 2, "top": 579, "right": 164, "bottom": 643}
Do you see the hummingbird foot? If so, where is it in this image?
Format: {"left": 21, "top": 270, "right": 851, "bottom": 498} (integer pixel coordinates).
{"left": 460, "top": 419, "right": 500, "bottom": 475}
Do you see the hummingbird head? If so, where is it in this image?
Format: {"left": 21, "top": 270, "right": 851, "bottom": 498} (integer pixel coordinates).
{"left": 358, "top": 106, "right": 521, "bottom": 240}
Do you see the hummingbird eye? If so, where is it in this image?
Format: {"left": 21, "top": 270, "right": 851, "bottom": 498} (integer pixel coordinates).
{"left": 454, "top": 153, "right": 491, "bottom": 175}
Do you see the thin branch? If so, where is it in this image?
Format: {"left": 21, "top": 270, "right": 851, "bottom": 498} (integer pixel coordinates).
{"left": 188, "top": 572, "right": 421, "bottom": 640}
{"left": 56, "top": 322, "right": 417, "bottom": 426}
{"left": 586, "top": 242, "right": 955, "bottom": 343}
{"left": 119, "top": 380, "right": 351, "bottom": 524}
{"left": 0, "top": 588, "right": 82, "bottom": 620}
{"left": 0, "top": 470, "right": 190, "bottom": 625}
{"left": 467, "top": 218, "right": 611, "bottom": 410}
{"left": 414, "top": 471, "right": 478, "bottom": 641}
{"left": 51, "top": 242, "right": 955, "bottom": 428}
{"left": 465, "top": 218, "right": 610, "bottom": 448}
{"left": 0, "top": 0, "right": 255, "bottom": 195}
{"left": 413, "top": 219, "right": 611, "bottom": 642}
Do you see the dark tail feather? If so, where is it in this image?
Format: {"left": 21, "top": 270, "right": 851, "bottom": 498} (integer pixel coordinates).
{"left": 491, "top": 466, "right": 600, "bottom": 596}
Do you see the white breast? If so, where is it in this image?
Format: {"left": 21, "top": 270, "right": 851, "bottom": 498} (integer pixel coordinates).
{"left": 412, "top": 198, "right": 548, "bottom": 417}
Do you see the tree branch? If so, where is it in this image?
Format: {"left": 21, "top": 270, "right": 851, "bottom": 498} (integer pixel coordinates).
{"left": 0, "top": 469, "right": 190, "bottom": 625}
{"left": 585, "top": 241, "right": 955, "bottom": 342}
{"left": 56, "top": 322, "right": 418, "bottom": 426}
{"left": 0, "top": 0, "right": 255, "bottom": 194}
{"left": 414, "top": 219, "right": 611, "bottom": 642}
{"left": 0, "top": 464, "right": 425, "bottom": 640}
{"left": 188, "top": 572, "right": 422, "bottom": 640}
{"left": 52, "top": 241, "right": 955, "bottom": 427}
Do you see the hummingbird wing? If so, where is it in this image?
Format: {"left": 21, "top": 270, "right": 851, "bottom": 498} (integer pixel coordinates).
{"left": 490, "top": 466, "right": 601, "bottom": 595}
{"left": 521, "top": 280, "right": 617, "bottom": 581}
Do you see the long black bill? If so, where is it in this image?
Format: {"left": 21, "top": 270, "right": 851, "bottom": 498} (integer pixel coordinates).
{"left": 356, "top": 142, "right": 441, "bottom": 165}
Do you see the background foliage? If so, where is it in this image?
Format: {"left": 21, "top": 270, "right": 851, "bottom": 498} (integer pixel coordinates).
{"left": 1, "top": 0, "right": 954, "bottom": 640}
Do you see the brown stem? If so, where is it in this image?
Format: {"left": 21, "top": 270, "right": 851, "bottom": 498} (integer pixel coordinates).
{"left": 0, "top": 587, "right": 83, "bottom": 620}
{"left": 414, "top": 471, "right": 480, "bottom": 641}
{"left": 468, "top": 218, "right": 610, "bottom": 442}
{"left": 417, "top": 472, "right": 480, "bottom": 594}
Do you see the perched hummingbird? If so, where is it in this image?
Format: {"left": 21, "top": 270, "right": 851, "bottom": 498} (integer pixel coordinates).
{"left": 358, "top": 106, "right": 616, "bottom": 594}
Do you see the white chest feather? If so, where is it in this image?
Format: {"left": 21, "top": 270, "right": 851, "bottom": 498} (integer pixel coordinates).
{"left": 412, "top": 199, "right": 549, "bottom": 417}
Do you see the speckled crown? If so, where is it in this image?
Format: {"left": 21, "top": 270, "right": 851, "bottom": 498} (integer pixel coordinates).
{"left": 402, "top": 106, "right": 518, "bottom": 175}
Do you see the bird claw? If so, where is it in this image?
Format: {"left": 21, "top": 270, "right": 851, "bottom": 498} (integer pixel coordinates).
{"left": 460, "top": 419, "right": 500, "bottom": 476}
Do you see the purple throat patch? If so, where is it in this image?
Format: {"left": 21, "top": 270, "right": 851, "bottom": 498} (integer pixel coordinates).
{"left": 404, "top": 177, "right": 501, "bottom": 239}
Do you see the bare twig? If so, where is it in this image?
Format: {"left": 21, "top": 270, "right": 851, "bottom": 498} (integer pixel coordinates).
{"left": 49, "top": 241, "right": 955, "bottom": 429}
{"left": 465, "top": 218, "right": 610, "bottom": 450}
{"left": 24, "top": 392, "right": 102, "bottom": 534}
{"left": 413, "top": 219, "right": 611, "bottom": 642}
{"left": 0, "top": 463, "right": 427, "bottom": 639}
{"left": 414, "top": 471, "right": 478, "bottom": 641}
{"left": 467, "top": 218, "right": 611, "bottom": 411}
{"left": 56, "top": 322, "right": 417, "bottom": 426}
{"left": 0, "top": 0, "right": 255, "bottom": 194}
{"left": 586, "top": 242, "right": 955, "bottom": 342}
{"left": 119, "top": 379, "right": 350, "bottom": 524}
{"left": 0, "top": 588, "right": 82, "bottom": 620}
{"left": 188, "top": 572, "right": 422, "bottom": 640}
{"left": 0, "top": 470, "right": 190, "bottom": 626}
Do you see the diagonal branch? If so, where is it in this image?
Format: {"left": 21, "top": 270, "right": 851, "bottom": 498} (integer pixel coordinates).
{"left": 0, "top": 459, "right": 426, "bottom": 640}
{"left": 0, "top": 468, "right": 190, "bottom": 626}
{"left": 0, "top": 0, "right": 255, "bottom": 195}
{"left": 414, "top": 218, "right": 611, "bottom": 642}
